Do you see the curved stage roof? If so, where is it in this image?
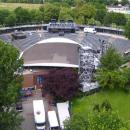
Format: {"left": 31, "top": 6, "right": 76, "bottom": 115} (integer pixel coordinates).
{"left": 21, "top": 37, "right": 81, "bottom": 68}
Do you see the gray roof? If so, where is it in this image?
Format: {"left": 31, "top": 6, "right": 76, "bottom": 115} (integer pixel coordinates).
{"left": 22, "top": 38, "right": 80, "bottom": 68}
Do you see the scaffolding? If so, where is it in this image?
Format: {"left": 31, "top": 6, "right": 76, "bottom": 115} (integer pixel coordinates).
{"left": 79, "top": 46, "right": 100, "bottom": 92}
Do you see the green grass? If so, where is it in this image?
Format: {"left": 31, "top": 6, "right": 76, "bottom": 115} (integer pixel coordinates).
{"left": 72, "top": 90, "right": 130, "bottom": 122}
{"left": 125, "top": 14, "right": 130, "bottom": 21}
{"left": 0, "top": 2, "right": 42, "bottom": 10}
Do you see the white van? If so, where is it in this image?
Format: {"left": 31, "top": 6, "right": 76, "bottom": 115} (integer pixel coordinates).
{"left": 84, "top": 27, "right": 96, "bottom": 34}
{"left": 48, "top": 111, "right": 59, "bottom": 130}
{"left": 33, "top": 100, "right": 46, "bottom": 130}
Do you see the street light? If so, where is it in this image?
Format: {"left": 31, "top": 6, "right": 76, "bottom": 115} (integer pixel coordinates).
{"left": 99, "top": 39, "right": 107, "bottom": 56}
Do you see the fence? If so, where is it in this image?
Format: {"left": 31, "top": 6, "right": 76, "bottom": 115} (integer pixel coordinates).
{"left": 0, "top": 24, "right": 124, "bottom": 35}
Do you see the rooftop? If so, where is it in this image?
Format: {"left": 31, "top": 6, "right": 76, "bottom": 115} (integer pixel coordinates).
{"left": 22, "top": 37, "right": 80, "bottom": 68}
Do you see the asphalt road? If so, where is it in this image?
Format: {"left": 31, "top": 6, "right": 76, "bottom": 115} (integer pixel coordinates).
{"left": 0, "top": 31, "right": 130, "bottom": 54}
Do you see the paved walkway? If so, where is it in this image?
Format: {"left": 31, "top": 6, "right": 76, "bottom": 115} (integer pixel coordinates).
{"left": 97, "top": 32, "right": 128, "bottom": 40}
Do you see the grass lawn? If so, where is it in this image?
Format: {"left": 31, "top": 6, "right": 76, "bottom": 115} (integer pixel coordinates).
{"left": 72, "top": 90, "right": 130, "bottom": 123}
{"left": 0, "top": 2, "right": 42, "bottom": 10}
{"left": 125, "top": 14, "right": 130, "bottom": 21}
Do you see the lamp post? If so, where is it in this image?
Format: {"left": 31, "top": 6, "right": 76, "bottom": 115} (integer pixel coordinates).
{"left": 99, "top": 39, "right": 107, "bottom": 56}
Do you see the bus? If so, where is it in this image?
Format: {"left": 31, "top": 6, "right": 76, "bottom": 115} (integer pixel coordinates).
{"left": 57, "top": 102, "right": 70, "bottom": 130}
{"left": 48, "top": 111, "right": 60, "bottom": 130}
{"left": 33, "top": 100, "right": 46, "bottom": 130}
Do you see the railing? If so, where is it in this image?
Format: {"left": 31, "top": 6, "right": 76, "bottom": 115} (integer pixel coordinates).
{"left": 0, "top": 24, "right": 124, "bottom": 35}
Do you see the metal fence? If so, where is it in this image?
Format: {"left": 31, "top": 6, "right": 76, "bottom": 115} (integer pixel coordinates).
{"left": 0, "top": 24, "right": 124, "bottom": 35}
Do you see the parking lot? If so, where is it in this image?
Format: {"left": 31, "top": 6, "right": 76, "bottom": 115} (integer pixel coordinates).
{"left": 20, "top": 89, "right": 42, "bottom": 130}
{"left": 20, "top": 89, "right": 57, "bottom": 130}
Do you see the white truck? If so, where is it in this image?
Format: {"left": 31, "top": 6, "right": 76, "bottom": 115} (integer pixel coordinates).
{"left": 84, "top": 27, "right": 96, "bottom": 34}
{"left": 33, "top": 100, "right": 46, "bottom": 130}
{"left": 48, "top": 111, "right": 59, "bottom": 130}
{"left": 57, "top": 102, "right": 70, "bottom": 130}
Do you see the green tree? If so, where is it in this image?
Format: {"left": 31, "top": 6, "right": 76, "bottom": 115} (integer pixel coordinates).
{"left": 125, "top": 20, "right": 130, "bottom": 39}
{"left": 59, "top": 7, "right": 73, "bottom": 21}
{"left": 64, "top": 111, "right": 128, "bottom": 130}
{"left": 14, "top": 7, "right": 31, "bottom": 24}
{"left": 30, "top": 9, "right": 43, "bottom": 23}
{"left": 103, "top": 12, "right": 113, "bottom": 26}
{"left": 120, "top": 0, "right": 128, "bottom": 5}
{"left": 96, "top": 69, "right": 128, "bottom": 89}
{"left": 64, "top": 113, "right": 89, "bottom": 130}
{"left": 113, "top": 13, "right": 126, "bottom": 26}
{"left": 0, "top": 9, "right": 10, "bottom": 25}
{"left": 104, "top": 12, "right": 126, "bottom": 26}
{"left": 89, "top": 111, "right": 128, "bottom": 130}
{"left": 0, "top": 40, "right": 23, "bottom": 130}
{"left": 43, "top": 3, "right": 60, "bottom": 23}
{"left": 94, "top": 3, "right": 107, "bottom": 24}
{"left": 96, "top": 47, "right": 130, "bottom": 90}
{"left": 100, "top": 47, "right": 123, "bottom": 70}
{"left": 79, "top": 4, "right": 96, "bottom": 24}
{"left": 5, "top": 13, "right": 16, "bottom": 26}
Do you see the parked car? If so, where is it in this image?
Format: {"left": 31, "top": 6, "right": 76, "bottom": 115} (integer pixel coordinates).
{"left": 59, "top": 31, "right": 64, "bottom": 36}
{"left": 84, "top": 27, "right": 96, "bottom": 34}
{"left": 16, "top": 101, "right": 23, "bottom": 112}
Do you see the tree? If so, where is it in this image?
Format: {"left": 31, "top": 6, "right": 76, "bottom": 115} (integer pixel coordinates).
{"left": 78, "top": 4, "right": 96, "bottom": 24}
{"left": 113, "top": 13, "right": 126, "bottom": 26}
{"left": 43, "top": 3, "right": 60, "bottom": 23}
{"left": 96, "top": 69, "right": 128, "bottom": 89}
{"left": 103, "top": 12, "right": 113, "bottom": 26}
{"left": 59, "top": 7, "right": 73, "bottom": 21}
{"left": 30, "top": 9, "right": 43, "bottom": 23}
{"left": 120, "top": 0, "right": 128, "bottom": 5}
{"left": 104, "top": 12, "right": 127, "bottom": 26}
{"left": 0, "top": 40, "right": 23, "bottom": 130}
{"left": 95, "top": 9, "right": 107, "bottom": 24}
{"left": 96, "top": 47, "right": 130, "bottom": 90}
{"left": 125, "top": 20, "right": 130, "bottom": 39}
{"left": 100, "top": 47, "right": 123, "bottom": 70}
{"left": 0, "top": 9, "right": 10, "bottom": 25}
{"left": 94, "top": 3, "right": 107, "bottom": 24}
{"left": 93, "top": 100, "right": 112, "bottom": 112}
{"left": 14, "top": 7, "right": 31, "bottom": 24}
{"left": 64, "top": 110, "right": 128, "bottom": 130}
{"left": 64, "top": 113, "right": 89, "bottom": 130}
{"left": 5, "top": 13, "right": 16, "bottom": 26}
{"left": 43, "top": 68, "right": 80, "bottom": 101}
{"left": 89, "top": 111, "right": 128, "bottom": 130}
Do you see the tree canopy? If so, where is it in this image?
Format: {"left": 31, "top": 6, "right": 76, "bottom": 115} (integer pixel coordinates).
{"left": 104, "top": 12, "right": 127, "bottom": 26}
{"left": 64, "top": 105, "right": 128, "bottom": 130}
{"left": 96, "top": 47, "right": 130, "bottom": 90}
{"left": 100, "top": 47, "right": 123, "bottom": 70}
{"left": 43, "top": 68, "right": 80, "bottom": 101}
{"left": 0, "top": 40, "right": 23, "bottom": 130}
{"left": 125, "top": 20, "right": 130, "bottom": 39}
{"left": 0, "top": 1, "right": 128, "bottom": 27}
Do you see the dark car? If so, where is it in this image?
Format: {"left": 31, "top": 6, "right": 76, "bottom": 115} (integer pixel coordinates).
{"left": 16, "top": 102, "right": 23, "bottom": 112}
{"left": 59, "top": 31, "right": 64, "bottom": 36}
